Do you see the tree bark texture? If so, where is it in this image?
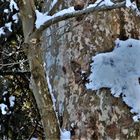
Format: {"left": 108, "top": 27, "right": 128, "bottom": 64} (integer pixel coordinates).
{"left": 44, "top": 1, "right": 140, "bottom": 140}
{"left": 18, "top": 0, "right": 60, "bottom": 139}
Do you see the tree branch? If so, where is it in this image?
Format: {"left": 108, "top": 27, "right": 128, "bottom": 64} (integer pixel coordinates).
{"left": 35, "top": 1, "right": 126, "bottom": 35}
{"left": 0, "top": 59, "right": 28, "bottom": 68}
{"left": 0, "top": 71, "right": 30, "bottom": 76}
{"left": 48, "top": 0, "right": 63, "bottom": 16}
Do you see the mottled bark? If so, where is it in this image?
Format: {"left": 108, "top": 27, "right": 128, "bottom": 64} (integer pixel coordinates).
{"left": 45, "top": 1, "right": 140, "bottom": 140}
{"left": 16, "top": 0, "right": 140, "bottom": 139}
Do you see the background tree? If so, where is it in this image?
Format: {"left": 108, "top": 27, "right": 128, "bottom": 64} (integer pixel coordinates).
{"left": 0, "top": 0, "right": 43, "bottom": 139}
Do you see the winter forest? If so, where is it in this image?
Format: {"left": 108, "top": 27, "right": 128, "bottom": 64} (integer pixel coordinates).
{"left": 0, "top": 0, "right": 140, "bottom": 140}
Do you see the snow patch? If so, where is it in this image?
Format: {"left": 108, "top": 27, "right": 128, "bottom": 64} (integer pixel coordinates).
{"left": 4, "top": 9, "right": 9, "bottom": 13}
{"left": 87, "top": 0, "right": 113, "bottom": 8}
{"left": 60, "top": 130, "right": 71, "bottom": 140}
{"left": 9, "top": 96, "right": 15, "bottom": 107}
{"left": 5, "top": 22, "right": 12, "bottom": 32}
{"left": 46, "top": 75, "right": 56, "bottom": 110}
{"left": 0, "top": 103, "right": 8, "bottom": 115}
{"left": 104, "top": 0, "right": 114, "bottom": 6}
{"left": 0, "top": 27, "right": 5, "bottom": 36}
{"left": 30, "top": 138, "right": 38, "bottom": 140}
{"left": 125, "top": 0, "right": 140, "bottom": 15}
{"left": 12, "top": 14, "right": 18, "bottom": 23}
{"left": 86, "top": 38, "right": 140, "bottom": 121}
{"left": 35, "top": 0, "right": 115, "bottom": 29}
{"left": 35, "top": 10, "right": 52, "bottom": 28}
{"left": 9, "top": 0, "right": 19, "bottom": 12}
{"left": 35, "top": 6, "right": 75, "bottom": 29}
{"left": 53, "top": 7, "right": 75, "bottom": 17}
{"left": 126, "top": 0, "right": 132, "bottom": 7}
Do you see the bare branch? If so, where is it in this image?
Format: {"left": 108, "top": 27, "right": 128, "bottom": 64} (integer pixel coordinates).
{"left": 0, "top": 59, "right": 28, "bottom": 68}
{"left": 35, "top": 1, "right": 125, "bottom": 35}
{"left": 0, "top": 71, "right": 30, "bottom": 76}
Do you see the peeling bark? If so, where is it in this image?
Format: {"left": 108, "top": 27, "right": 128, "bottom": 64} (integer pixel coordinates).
{"left": 44, "top": 2, "right": 140, "bottom": 140}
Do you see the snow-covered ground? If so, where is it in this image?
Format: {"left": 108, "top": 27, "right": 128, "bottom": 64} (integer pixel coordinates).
{"left": 86, "top": 38, "right": 140, "bottom": 121}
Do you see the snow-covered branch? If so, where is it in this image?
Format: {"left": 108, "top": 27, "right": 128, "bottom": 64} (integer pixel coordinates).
{"left": 35, "top": 1, "right": 126, "bottom": 34}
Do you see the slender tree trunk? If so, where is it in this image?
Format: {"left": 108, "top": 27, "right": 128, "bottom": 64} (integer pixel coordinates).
{"left": 28, "top": 42, "right": 60, "bottom": 139}
{"left": 18, "top": 0, "right": 60, "bottom": 139}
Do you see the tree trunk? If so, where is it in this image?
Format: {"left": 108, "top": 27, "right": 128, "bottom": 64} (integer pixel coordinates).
{"left": 44, "top": 1, "right": 140, "bottom": 140}
{"left": 18, "top": 0, "right": 60, "bottom": 139}
{"left": 28, "top": 42, "right": 60, "bottom": 139}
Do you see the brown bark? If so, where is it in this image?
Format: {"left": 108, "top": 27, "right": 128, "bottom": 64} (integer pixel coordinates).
{"left": 28, "top": 42, "right": 60, "bottom": 139}
{"left": 18, "top": 0, "right": 60, "bottom": 139}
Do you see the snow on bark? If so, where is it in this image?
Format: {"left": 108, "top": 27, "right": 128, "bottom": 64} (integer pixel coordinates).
{"left": 86, "top": 38, "right": 140, "bottom": 121}
{"left": 126, "top": 0, "right": 132, "bottom": 7}
{"left": 60, "top": 130, "right": 71, "bottom": 140}
{"left": 35, "top": 6, "right": 75, "bottom": 28}
{"left": 104, "top": 0, "right": 114, "bottom": 6}
{"left": 46, "top": 75, "right": 57, "bottom": 111}
{"left": 35, "top": 0, "right": 128, "bottom": 29}
{"left": 35, "top": 10, "right": 52, "bottom": 28}
{"left": 125, "top": 0, "right": 140, "bottom": 15}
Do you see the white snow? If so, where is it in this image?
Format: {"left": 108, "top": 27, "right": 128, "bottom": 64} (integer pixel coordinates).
{"left": 35, "top": 10, "right": 52, "bottom": 28}
{"left": 35, "top": 6, "right": 75, "bottom": 29}
{"left": 60, "top": 130, "right": 71, "bottom": 140}
{"left": 0, "top": 103, "right": 8, "bottom": 115}
{"left": 35, "top": 0, "right": 115, "bottom": 29}
{"left": 53, "top": 7, "right": 75, "bottom": 17}
{"left": 9, "top": 0, "right": 19, "bottom": 12}
{"left": 30, "top": 138, "right": 38, "bottom": 140}
{"left": 125, "top": 0, "right": 140, "bottom": 15}
{"left": 126, "top": 0, "right": 132, "bottom": 7}
{"left": 3, "top": 91, "right": 8, "bottom": 95}
{"left": 86, "top": 38, "right": 140, "bottom": 121}
{"left": 87, "top": 0, "right": 113, "bottom": 8}
{"left": 5, "top": 22, "right": 12, "bottom": 32}
{"left": 12, "top": 14, "right": 18, "bottom": 23}
{"left": 104, "top": 0, "right": 114, "bottom": 6}
{"left": 9, "top": 96, "right": 15, "bottom": 107}
{"left": 0, "top": 22, "right": 12, "bottom": 36}
{"left": 46, "top": 75, "right": 56, "bottom": 110}
{"left": 0, "top": 27, "right": 5, "bottom": 36}
{"left": 4, "top": 9, "right": 9, "bottom": 13}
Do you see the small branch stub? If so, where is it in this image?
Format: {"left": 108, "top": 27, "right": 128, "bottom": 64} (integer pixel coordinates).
{"left": 74, "top": 0, "right": 85, "bottom": 10}
{"left": 30, "top": 38, "right": 37, "bottom": 44}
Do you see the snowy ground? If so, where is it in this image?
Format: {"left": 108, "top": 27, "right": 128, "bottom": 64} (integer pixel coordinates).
{"left": 86, "top": 38, "right": 140, "bottom": 121}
